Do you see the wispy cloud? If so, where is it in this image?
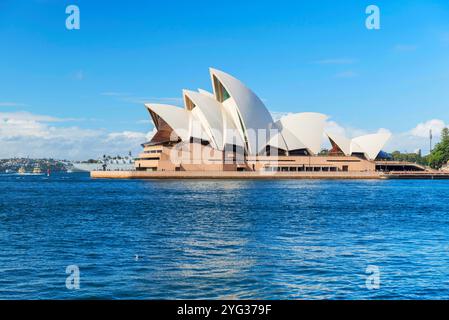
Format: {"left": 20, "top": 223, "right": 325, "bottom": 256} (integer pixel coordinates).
{"left": 0, "top": 102, "right": 28, "bottom": 107}
{"left": 393, "top": 44, "right": 417, "bottom": 52}
{"left": 125, "top": 97, "right": 183, "bottom": 105}
{"left": 136, "top": 119, "right": 151, "bottom": 124}
{"left": 334, "top": 71, "right": 358, "bottom": 79}
{"left": 0, "top": 111, "right": 78, "bottom": 122}
{"left": 269, "top": 111, "right": 294, "bottom": 122}
{"left": 100, "top": 92, "right": 130, "bottom": 97}
{"left": 72, "top": 70, "right": 85, "bottom": 81}
{"left": 101, "top": 92, "right": 183, "bottom": 106}
{"left": 314, "top": 58, "right": 356, "bottom": 65}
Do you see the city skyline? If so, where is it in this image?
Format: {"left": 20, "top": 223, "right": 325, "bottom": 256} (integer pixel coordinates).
{"left": 1, "top": 0, "right": 449, "bottom": 159}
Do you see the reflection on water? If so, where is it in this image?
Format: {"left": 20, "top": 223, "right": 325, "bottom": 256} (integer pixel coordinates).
{"left": 1, "top": 173, "right": 449, "bottom": 299}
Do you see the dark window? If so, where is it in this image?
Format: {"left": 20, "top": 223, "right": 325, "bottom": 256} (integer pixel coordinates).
{"left": 289, "top": 149, "right": 309, "bottom": 156}
{"left": 213, "top": 76, "right": 231, "bottom": 102}
{"left": 351, "top": 153, "right": 366, "bottom": 160}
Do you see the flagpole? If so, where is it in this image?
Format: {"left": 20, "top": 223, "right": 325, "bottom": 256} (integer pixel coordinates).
{"left": 430, "top": 129, "right": 433, "bottom": 154}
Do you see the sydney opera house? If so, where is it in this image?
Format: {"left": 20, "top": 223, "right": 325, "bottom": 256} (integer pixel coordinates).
{"left": 135, "top": 68, "right": 400, "bottom": 173}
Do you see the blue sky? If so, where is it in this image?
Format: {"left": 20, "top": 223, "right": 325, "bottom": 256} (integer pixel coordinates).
{"left": 1, "top": 0, "right": 449, "bottom": 159}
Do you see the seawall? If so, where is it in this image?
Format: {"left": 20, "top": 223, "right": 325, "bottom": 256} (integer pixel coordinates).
{"left": 90, "top": 170, "right": 384, "bottom": 180}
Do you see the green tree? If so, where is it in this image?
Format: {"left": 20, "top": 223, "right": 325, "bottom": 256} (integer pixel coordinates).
{"left": 428, "top": 127, "right": 449, "bottom": 169}
{"left": 391, "top": 150, "right": 427, "bottom": 165}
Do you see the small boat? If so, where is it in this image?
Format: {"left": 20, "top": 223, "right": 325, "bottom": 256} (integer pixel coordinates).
{"left": 18, "top": 167, "right": 26, "bottom": 174}
{"left": 33, "top": 166, "right": 42, "bottom": 174}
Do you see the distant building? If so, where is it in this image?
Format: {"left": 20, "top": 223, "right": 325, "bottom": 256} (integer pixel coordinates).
{"left": 135, "top": 68, "right": 421, "bottom": 173}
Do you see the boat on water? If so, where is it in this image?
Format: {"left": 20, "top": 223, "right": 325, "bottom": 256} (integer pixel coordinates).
{"left": 17, "top": 167, "right": 26, "bottom": 174}
{"left": 33, "top": 166, "right": 42, "bottom": 174}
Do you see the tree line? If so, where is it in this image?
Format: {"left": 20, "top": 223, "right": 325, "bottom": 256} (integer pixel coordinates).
{"left": 391, "top": 127, "right": 449, "bottom": 169}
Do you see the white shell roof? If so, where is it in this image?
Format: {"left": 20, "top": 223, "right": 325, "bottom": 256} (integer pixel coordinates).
{"left": 277, "top": 112, "right": 328, "bottom": 155}
{"left": 210, "top": 68, "right": 274, "bottom": 155}
{"left": 326, "top": 132, "right": 351, "bottom": 155}
{"left": 326, "top": 131, "right": 392, "bottom": 160}
{"left": 263, "top": 132, "right": 289, "bottom": 153}
{"left": 183, "top": 89, "right": 224, "bottom": 149}
{"left": 190, "top": 110, "right": 212, "bottom": 143}
{"left": 352, "top": 133, "right": 392, "bottom": 160}
{"left": 144, "top": 68, "right": 391, "bottom": 160}
{"left": 197, "top": 89, "right": 215, "bottom": 98}
{"left": 145, "top": 104, "right": 191, "bottom": 142}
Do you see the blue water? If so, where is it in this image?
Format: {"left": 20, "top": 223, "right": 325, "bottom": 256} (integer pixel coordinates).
{"left": 1, "top": 173, "right": 449, "bottom": 299}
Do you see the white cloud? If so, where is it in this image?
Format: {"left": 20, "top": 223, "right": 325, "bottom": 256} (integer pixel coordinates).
{"left": 0, "top": 111, "right": 73, "bottom": 123}
{"left": 107, "top": 131, "right": 147, "bottom": 141}
{"left": 385, "top": 119, "right": 448, "bottom": 154}
{"left": 0, "top": 111, "right": 153, "bottom": 160}
{"left": 269, "top": 111, "right": 293, "bottom": 122}
{"left": 324, "top": 120, "right": 377, "bottom": 138}
{"left": 410, "top": 119, "right": 446, "bottom": 138}
{"left": 324, "top": 120, "right": 346, "bottom": 137}
{"left": 2, "top": 110, "right": 446, "bottom": 159}
{"left": 321, "top": 121, "right": 389, "bottom": 150}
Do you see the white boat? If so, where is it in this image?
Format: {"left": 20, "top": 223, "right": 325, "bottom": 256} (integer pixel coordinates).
{"left": 72, "top": 155, "right": 135, "bottom": 172}
{"left": 32, "top": 166, "right": 42, "bottom": 174}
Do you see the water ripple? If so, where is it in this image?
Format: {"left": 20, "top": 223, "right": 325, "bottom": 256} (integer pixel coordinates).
{"left": 1, "top": 173, "right": 449, "bottom": 299}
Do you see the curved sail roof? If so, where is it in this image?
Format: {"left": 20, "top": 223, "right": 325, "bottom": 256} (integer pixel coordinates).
{"left": 197, "top": 89, "right": 215, "bottom": 98}
{"left": 326, "top": 131, "right": 392, "bottom": 160}
{"left": 277, "top": 113, "right": 328, "bottom": 154}
{"left": 326, "top": 132, "right": 351, "bottom": 155}
{"left": 183, "top": 90, "right": 224, "bottom": 149}
{"left": 352, "top": 133, "right": 391, "bottom": 160}
{"left": 209, "top": 68, "right": 273, "bottom": 155}
{"left": 143, "top": 68, "right": 391, "bottom": 162}
{"left": 145, "top": 104, "right": 191, "bottom": 142}
{"left": 263, "top": 132, "right": 289, "bottom": 153}
{"left": 198, "top": 89, "right": 245, "bottom": 150}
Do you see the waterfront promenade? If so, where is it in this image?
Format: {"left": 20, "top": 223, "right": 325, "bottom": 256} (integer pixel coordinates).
{"left": 91, "top": 170, "right": 449, "bottom": 180}
{"left": 91, "top": 170, "right": 383, "bottom": 179}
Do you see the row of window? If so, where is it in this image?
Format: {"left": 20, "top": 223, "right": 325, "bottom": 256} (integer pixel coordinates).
{"left": 264, "top": 166, "right": 339, "bottom": 172}
{"left": 144, "top": 150, "right": 162, "bottom": 154}
{"left": 135, "top": 157, "right": 160, "bottom": 161}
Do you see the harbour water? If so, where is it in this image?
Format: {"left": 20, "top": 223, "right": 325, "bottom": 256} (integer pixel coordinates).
{"left": 1, "top": 173, "right": 449, "bottom": 299}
